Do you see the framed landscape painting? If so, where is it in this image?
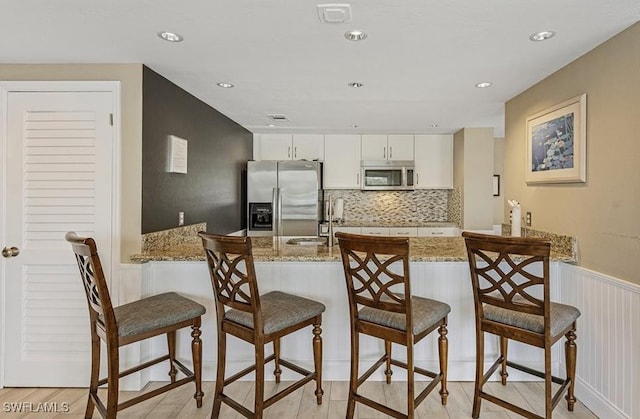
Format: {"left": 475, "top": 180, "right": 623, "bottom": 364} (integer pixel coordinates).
{"left": 525, "top": 94, "right": 587, "bottom": 184}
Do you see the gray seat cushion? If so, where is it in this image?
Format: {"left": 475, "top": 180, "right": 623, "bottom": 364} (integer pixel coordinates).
{"left": 484, "top": 300, "right": 581, "bottom": 337}
{"left": 359, "top": 295, "right": 451, "bottom": 335}
{"left": 224, "top": 291, "right": 326, "bottom": 334}
{"left": 111, "top": 292, "right": 206, "bottom": 337}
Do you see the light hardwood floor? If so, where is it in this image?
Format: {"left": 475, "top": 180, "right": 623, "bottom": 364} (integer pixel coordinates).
{"left": 0, "top": 381, "right": 598, "bottom": 418}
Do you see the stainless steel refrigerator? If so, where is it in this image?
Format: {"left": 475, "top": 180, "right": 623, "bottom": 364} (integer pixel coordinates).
{"left": 246, "top": 160, "right": 322, "bottom": 237}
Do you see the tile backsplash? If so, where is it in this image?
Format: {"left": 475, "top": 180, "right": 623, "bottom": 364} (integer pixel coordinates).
{"left": 325, "top": 189, "right": 460, "bottom": 225}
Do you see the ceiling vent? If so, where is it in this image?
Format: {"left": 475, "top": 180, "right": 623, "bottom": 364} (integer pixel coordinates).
{"left": 267, "top": 114, "right": 289, "bottom": 121}
{"left": 317, "top": 4, "right": 352, "bottom": 24}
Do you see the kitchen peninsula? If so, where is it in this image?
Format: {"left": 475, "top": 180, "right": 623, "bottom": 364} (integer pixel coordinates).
{"left": 130, "top": 223, "right": 576, "bottom": 384}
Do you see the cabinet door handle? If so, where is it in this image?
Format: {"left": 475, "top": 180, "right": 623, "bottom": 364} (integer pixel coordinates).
{"left": 416, "top": 173, "right": 420, "bottom": 185}
{"left": 389, "top": 146, "right": 393, "bottom": 159}
{"left": 288, "top": 146, "right": 291, "bottom": 158}
{"left": 294, "top": 146, "right": 297, "bottom": 159}
{"left": 383, "top": 147, "right": 386, "bottom": 159}
{"left": 356, "top": 173, "right": 360, "bottom": 185}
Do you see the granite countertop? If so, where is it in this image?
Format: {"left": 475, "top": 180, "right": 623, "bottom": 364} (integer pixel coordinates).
{"left": 335, "top": 221, "right": 458, "bottom": 228}
{"left": 130, "top": 236, "right": 576, "bottom": 263}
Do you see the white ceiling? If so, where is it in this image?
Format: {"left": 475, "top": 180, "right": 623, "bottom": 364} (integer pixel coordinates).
{"left": 2, "top": 1, "right": 639, "bottom": 137}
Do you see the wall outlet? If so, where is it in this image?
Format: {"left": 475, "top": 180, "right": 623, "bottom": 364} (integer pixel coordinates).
{"left": 178, "top": 211, "right": 185, "bottom": 226}
{"left": 525, "top": 211, "right": 532, "bottom": 227}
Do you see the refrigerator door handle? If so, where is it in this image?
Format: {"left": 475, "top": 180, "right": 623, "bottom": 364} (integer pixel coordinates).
{"left": 275, "top": 187, "right": 283, "bottom": 237}
{"left": 272, "top": 187, "right": 278, "bottom": 236}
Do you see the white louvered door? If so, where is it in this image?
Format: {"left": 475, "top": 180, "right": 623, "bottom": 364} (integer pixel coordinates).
{"left": 3, "top": 90, "right": 114, "bottom": 386}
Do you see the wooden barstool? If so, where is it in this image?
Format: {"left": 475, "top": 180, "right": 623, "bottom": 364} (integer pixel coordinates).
{"left": 462, "top": 231, "right": 581, "bottom": 419}
{"left": 336, "top": 232, "right": 451, "bottom": 419}
{"left": 65, "top": 232, "right": 205, "bottom": 419}
{"left": 199, "top": 232, "right": 325, "bottom": 419}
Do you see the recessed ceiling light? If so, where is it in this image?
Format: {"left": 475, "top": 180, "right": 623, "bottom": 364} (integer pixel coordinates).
{"left": 348, "top": 82, "right": 364, "bottom": 88}
{"left": 344, "top": 30, "right": 367, "bottom": 41}
{"left": 475, "top": 82, "right": 493, "bottom": 88}
{"left": 157, "top": 31, "right": 183, "bottom": 42}
{"left": 267, "top": 124, "right": 276, "bottom": 127}
{"left": 529, "top": 31, "right": 555, "bottom": 42}
{"left": 217, "top": 82, "right": 234, "bottom": 88}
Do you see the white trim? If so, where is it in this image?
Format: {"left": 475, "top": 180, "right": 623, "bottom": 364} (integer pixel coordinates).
{"left": 0, "top": 81, "right": 122, "bottom": 388}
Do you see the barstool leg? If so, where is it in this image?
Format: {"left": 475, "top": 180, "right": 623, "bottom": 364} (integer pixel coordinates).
{"left": 212, "top": 330, "right": 226, "bottom": 418}
{"left": 565, "top": 327, "right": 578, "bottom": 411}
{"left": 313, "top": 322, "right": 324, "bottom": 404}
{"left": 105, "top": 342, "right": 119, "bottom": 419}
{"left": 346, "top": 329, "right": 359, "bottom": 419}
{"left": 191, "top": 320, "right": 203, "bottom": 408}
{"left": 545, "top": 344, "right": 553, "bottom": 418}
{"left": 472, "top": 330, "right": 484, "bottom": 419}
{"left": 254, "top": 340, "right": 266, "bottom": 419}
{"left": 438, "top": 322, "right": 449, "bottom": 405}
{"left": 167, "top": 330, "right": 177, "bottom": 383}
{"left": 273, "top": 338, "right": 282, "bottom": 383}
{"left": 500, "top": 336, "right": 509, "bottom": 385}
{"left": 85, "top": 333, "right": 100, "bottom": 419}
{"left": 406, "top": 336, "right": 415, "bottom": 417}
{"left": 384, "top": 340, "right": 393, "bottom": 384}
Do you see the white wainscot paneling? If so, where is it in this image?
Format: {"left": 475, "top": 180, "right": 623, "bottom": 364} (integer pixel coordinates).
{"left": 558, "top": 263, "right": 640, "bottom": 419}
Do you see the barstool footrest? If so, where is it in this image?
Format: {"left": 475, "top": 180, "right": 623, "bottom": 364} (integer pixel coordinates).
{"left": 224, "top": 354, "right": 276, "bottom": 386}
{"left": 481, "top": 391, "right": 544, "bottom": 419}
{"left": 220, "top": 356, "right": 317, "bottom": 412}
{"left": 353, "top": 393, "right": 406, "bottom": 419}
{"left": 481, "top": 359, "right": 572, "bottom": 414}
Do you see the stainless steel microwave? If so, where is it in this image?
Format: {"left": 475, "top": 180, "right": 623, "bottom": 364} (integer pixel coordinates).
{"left": 361, "top": 161, "right": 415, "bottom": 190}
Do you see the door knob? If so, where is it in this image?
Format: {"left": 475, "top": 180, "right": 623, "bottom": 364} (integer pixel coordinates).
{"left": 2, "top": 246, "right": 20, "bottom": 258}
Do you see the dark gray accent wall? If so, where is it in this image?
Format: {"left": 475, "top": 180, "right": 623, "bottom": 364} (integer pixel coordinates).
{"left": 142, "top": 66, "right": 252, "bottom": 234}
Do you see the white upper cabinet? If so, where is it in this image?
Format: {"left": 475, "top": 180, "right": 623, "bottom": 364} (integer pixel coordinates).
{"left": 254, "top": 133, "right": 324, "bottom": 160}
{"left": 361, "top": 134, "right": 414, "bottom": 161}
{"left": 292, "top": 134, "right": 324, "bottom": 160}
{"left": 414, "top": 134, "right": 453, "bottom": 189}
{"left": 324, "top": 134, "right": 361, "bottom": 189}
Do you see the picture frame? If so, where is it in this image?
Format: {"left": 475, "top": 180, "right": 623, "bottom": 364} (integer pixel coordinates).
{"left": 525, "top": 93, "right": 587, "bottom": 184}
{"left": 493, "top": 174, "right": 500, "bottom": 196}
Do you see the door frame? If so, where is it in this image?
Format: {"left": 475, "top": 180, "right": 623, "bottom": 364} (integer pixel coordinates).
{"left": 0, "top": 81, "right": 122, "bottom": 388}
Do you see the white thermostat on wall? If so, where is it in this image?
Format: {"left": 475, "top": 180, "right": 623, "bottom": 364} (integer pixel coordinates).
{"left": 168, "top": 135, "right": 188, "bottom": 174}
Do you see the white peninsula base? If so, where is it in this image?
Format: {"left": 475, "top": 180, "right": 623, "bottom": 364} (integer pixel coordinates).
{"left": 127, "top": 260, "right": 563, "bottom": 386}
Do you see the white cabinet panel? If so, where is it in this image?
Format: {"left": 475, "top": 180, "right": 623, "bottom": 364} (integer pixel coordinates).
{"left": 361, "top": 134, "right": 387, "bottom": 160}
{"left": 324, "top": 135, "right": 361, "bottom": 189}
{"left": 361, "top": 227, "right": 389, "bottom": 236}
{"left": 292, "top": 134, "right": 324, "bottom": 160}
{"left": 417, "top": 227, "right": 460, "bottom": 237}
{"left": 387, "top": 135, "right": 414, "bottom": 160}
{"left": 254, "top": 133, "right": 324, "bottom": 160}
{"left": 361, "top": 134, "right": 414, "bottom": 161}
{"left": 388, "top": 227, "right": 418, "bottom": 237}
{"left": 414, "top": 134, "right": 453, "bottom": 189}
{"left": 255, "top": 133, "right": 292, "bottom": 160}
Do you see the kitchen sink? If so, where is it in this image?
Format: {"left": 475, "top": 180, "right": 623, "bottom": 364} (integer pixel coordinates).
{"left": 286, "top": 237, "right": 327, "bottom": 246}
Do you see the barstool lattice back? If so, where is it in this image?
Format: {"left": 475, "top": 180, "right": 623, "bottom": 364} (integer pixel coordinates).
{"left": 336, "top": 232, "right": 451, "bottom": 419}
{"left": 199, "top": 232, "right": 325, "bottom": 419}
{"left": 462, "top": 231, "right": 581, "bottom": 419}
{"left": 66, "top": 232, "right": 205, "bottom": 419}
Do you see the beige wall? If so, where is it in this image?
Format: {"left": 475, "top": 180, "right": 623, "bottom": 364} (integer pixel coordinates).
{"left": 0, "top": 64, "right": 144, "bottom": 260}
{"left": 504, "top": 22, "right": 640, "bottom": 285}
{"left": 454, "top": 127, "right": 494, "bottom": 230}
